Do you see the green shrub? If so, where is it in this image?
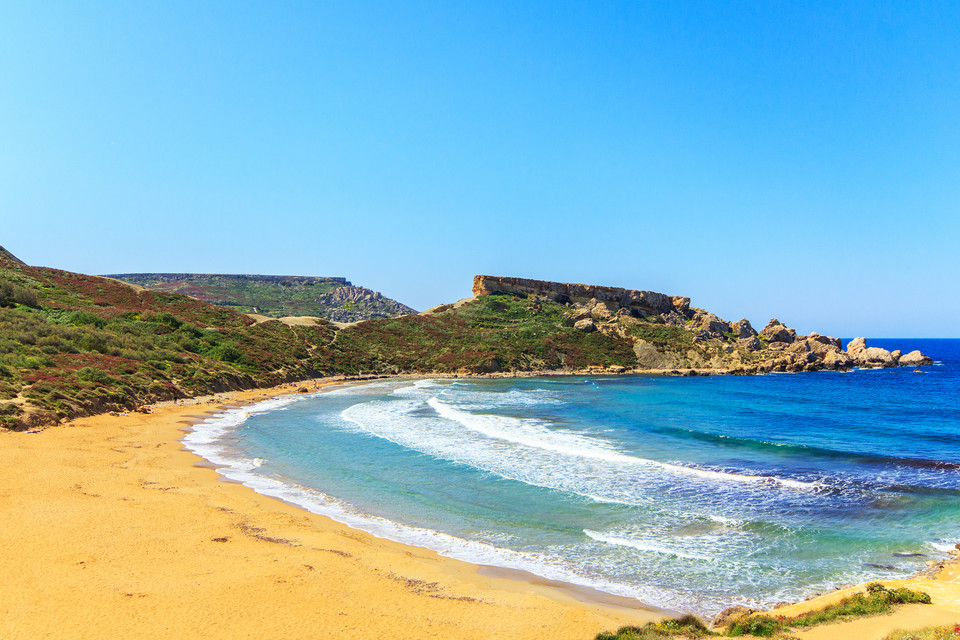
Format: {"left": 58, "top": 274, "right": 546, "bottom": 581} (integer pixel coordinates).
{"left": 208, "top": 343, "right": 241, "bottom": 363}
{"left": 882, "top": 624, "right": 960, "bottom": 639}
{"left": 728, "top": 584, "right": 933, "bottom": 636}
{"left": 596, "top": 615, "right": 714, "bottom": 639}
{"left": 68, "top": 311, "right": 107, "bottom": 329}
{"left": 728, "top": 615, "right": 781, "bottom": 637}
{"left": 76, "top": 367, "right": 113, "bottom": 384}
{"left": 153, "top": 311, "right": 182, "bottom": 329}
{"left": 0, "top": 281, "right": 38, "bottom": 308}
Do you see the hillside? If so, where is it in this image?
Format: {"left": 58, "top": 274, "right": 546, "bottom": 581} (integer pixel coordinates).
{"left": 106, "top": 273, "right": 416, "bottom": 322}
{"left": 0, "top": 249, "right": 930, "bottom": 430}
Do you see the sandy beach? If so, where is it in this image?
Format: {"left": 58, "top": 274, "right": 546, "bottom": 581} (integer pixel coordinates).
{"left": 1, "top": 380, "right": 958, "bottom": 640}
{"left": 0, "top": 382, "right": 664, "bottom": 640}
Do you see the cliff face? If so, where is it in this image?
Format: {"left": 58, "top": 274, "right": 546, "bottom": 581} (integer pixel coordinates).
{"left": 472, "top": 275, "right": 690, "bottom": 316}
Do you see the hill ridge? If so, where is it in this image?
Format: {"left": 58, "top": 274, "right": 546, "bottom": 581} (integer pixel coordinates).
{"left": 106, "top": 272, "right": 416, "bottom": 323}
{"left": 0, "top": 252, "right": 932, "bottom": 430}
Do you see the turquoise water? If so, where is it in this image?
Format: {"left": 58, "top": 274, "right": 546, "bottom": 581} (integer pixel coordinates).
{"left": 186, "top": 339, "right": 960, "bottom": 615}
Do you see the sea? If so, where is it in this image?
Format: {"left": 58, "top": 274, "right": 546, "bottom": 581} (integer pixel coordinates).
{"left": 183, "top": 339, "right": 960, "bottom": 616}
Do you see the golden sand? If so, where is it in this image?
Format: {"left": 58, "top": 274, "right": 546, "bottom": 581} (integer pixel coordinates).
{"left": 0, "top": 383, "right": 660, "bottom": 640}
{"left": 1, "top": 381, "right": 957, "bottom": 640}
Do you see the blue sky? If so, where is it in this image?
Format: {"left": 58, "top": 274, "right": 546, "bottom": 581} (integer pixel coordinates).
{"left": 2, "top": 1, "right": 958, "bottom": 337}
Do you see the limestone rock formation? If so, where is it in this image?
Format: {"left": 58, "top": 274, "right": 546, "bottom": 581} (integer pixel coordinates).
{"left": 633, "top": 339, "right": 682, "bottom": 369}
{"left": 900, "top": 350, "right": 934, "bottom": 366}
{"left": 760, "top": 319, "right": 797, "bottom": 343}
{"left": 472, "top": 275, "right": 689, "bottom": 316}
{"left": 731, "top": 319, "right": 758, "bottom": 339}
{"left": 845, "top": 338, "right": 932, "bottom": 368}
{"left": 693, "top": 311, "right": 730, "bottom": 339}
{"left": 471, "top": 276, "right": 932, "bottom": 375}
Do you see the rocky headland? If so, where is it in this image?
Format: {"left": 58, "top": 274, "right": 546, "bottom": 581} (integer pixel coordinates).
{"left": 471, "top": 275, "right": 932, "bottom": 375}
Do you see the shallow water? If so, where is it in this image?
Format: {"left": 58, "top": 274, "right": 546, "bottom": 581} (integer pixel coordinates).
{"left": 185, "top": 339, "right": 960, "bottom": 615}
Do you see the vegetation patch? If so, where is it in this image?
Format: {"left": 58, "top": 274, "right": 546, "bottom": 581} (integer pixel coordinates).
{"left": 107, "top": 273, "right": 415, "bottom": 322}
{"left": 882, "top": 624, "right": 960, "bottom": 639}
{"left": 596, "top": 614, "right": 714, "bottom": 639}
{"left": 727, "top": 583, "right": 932, "bottom": 637}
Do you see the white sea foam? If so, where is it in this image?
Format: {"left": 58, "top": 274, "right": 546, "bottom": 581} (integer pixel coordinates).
{"left": 182, "top": 400, "right": 713, "bottom": 613}
{"left": 180, "top": 379, "right": 928, "bottom": 618}
{"left": 583, "top": 529, "right": 716, "bottom": 562}
{"left": 426, "top": 395, "right": 820, "bottom": 491}
{"left": 927, "top": 540, "right": 960, "bottom": 553}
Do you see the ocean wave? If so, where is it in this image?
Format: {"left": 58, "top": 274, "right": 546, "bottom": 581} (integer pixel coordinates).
{"left": 427, "top": 396, "right": 822, "bottom": 491}
{"left": 927, "top": 540, "right": 960, "bottom": 553}
{"left": 186, "top": 408, "right": 708, "bottom": 613}
{"left": 583, "top": 529, "right": 716, "bottom": 562}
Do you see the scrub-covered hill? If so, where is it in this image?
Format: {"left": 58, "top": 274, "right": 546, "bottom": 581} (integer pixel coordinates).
{"left": 0, "top": 249, "right": 929, "bottom": 430}
{"left": 107, "top": 272, "right": 416, "bottom": 322}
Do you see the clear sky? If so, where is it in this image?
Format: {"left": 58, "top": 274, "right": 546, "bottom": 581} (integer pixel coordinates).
{"left": 2, "top": 1, "right": 958, "bottom": 337}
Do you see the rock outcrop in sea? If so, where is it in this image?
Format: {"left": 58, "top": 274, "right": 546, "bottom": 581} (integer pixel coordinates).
{"left": 471, "top": 275, "right": 932, "bottom": 374}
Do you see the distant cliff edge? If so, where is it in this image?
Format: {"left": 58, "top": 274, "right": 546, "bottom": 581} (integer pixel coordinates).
{"left": 107, "top": 273, "right": 416, "bottom": 323}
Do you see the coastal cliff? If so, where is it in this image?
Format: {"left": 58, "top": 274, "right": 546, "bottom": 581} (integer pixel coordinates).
{"left": 472, "top": 275, "right": 690, "bottom": 316}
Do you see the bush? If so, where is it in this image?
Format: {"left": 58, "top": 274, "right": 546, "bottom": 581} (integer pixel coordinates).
{"left": 208, "top": 343, "right": 241, "bottom": 363}
{"left": 728, "top": 584, "right": 933, "bottom": 636}
{"left": 68, "top": 311, "right": 107, "bottom": 329}
{"left": 728, "top": 615, "right": 781, "bottom": 637}
{"left": 882, "top": 624, "right": 960, "bottom": 639}
{"left": 597, "top": 615, "right": 714, "bottom": 639}
{"left": 0, "top": 281, "right": 38, "bottom": 308}
{"left": 153, "top": 312, "right": 182, "bottom": 329}
{"left": 76, "top": 367, "right": 113, "bottom": 385}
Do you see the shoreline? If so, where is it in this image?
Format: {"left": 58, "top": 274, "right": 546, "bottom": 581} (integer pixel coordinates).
{"left": 3, "top": 377, "right": 959, "bottom": 639}
{"left": 0, "top": 378, "right": 664, "bottom": 640}
{"left": 179, "top": 380, "right": 680, "bottom": 616}
{"left": 186, "top": 377, "right": 960, "bottom": 615}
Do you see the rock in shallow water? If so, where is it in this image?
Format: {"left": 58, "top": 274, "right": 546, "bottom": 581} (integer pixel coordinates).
{"left": 900, "top": 350, "right": 933, "bottom": 366}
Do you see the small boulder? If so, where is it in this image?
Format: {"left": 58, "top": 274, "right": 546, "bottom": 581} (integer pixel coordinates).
{"left": 858, "top": 346, "right": 897, "bottom": 367}
{"left": 711, "top": 605, "right": 757, "bottom": 630}
{"left": 591, "top": 302, "right": 615, "bottom": 320}
{"left": 737, "top": 336, "right": 761, "bottom": 351}
{"left": 806, "top": 333, "right": 842, "bottom": 349}
{"left": 574, "top": 318, "right": 596, "bottom": 333}
{"left": 900, "top": 350, "right": 933, "bottom": 366}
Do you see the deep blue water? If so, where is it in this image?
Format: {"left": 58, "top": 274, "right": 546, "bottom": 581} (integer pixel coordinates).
{"left": 186, "top": 339, "right": 960, "bottom": 615}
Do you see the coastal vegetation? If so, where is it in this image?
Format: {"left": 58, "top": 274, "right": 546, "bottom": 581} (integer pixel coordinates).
{"left": 0, "top": 247, "right": 932, "bottom": 430}
{"left": 882, "top": 624, "right": 960, "bottom": 639}
{"left": 107, "top": 272, "right": 415, "bottom": 322}
{"left": 594, "top": 584, "right": 934, "bottom": 639}
{"left": 724, "top": 583, "right": 932, "bottom": 637}
{"left": 596, "top": 614, "right": 715, "bottom": 638}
